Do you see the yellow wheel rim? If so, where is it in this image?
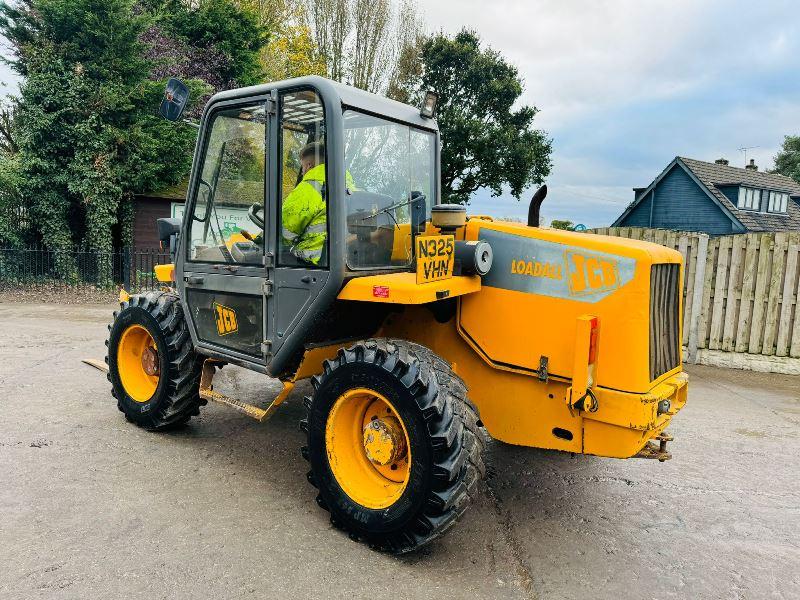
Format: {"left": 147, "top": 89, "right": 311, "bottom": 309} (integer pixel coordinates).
{"left": 325, "top": 388, "right": 412, "bottom": 510}
{"left": 117, "top": 324, "right": 160, "bottom": 403}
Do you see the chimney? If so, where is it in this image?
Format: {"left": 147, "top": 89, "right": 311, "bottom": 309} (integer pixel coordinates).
{"left": 715, "top": 158, "right": 729, "bottom": 165}
{"left": 745, "top": 158, "right": 758, "bottom": 171}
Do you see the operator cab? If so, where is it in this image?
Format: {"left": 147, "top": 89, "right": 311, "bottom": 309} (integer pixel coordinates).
{"left": 172, "top": 76, "right": 440, "bottom": 375}
{"left": 182, "top": 80, "right": 438, "bottom": 273}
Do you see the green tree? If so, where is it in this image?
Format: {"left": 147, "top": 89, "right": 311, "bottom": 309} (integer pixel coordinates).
{"left": 419, "top": 29, "right": 552, "bottom": 205}
{"left": 0, "top": 0, "right": 204, "bottom": 279}
{"left": 0, "top": 98, "right": 22, "bottom": 246}
{"left": 146, "top": 0, "right": 268, "bottom": 87}
{"left": 773, "top": 135, "right": 800, "bottom": 183}
{"left": 0, "top": 153, "right": 23, "bottom": 246}
{"left": 549, "top": 219, "right": 574, "bottom": 231}
{"left": 0, "top": 100, "right": 17, "bottom": 154}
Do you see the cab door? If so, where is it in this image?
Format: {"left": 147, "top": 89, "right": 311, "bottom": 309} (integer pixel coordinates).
{"left": 269, "top": 87, "right": 331, "bottom": 359}
{"left": 179, "top": 96, "right": 274, "bottom": 367}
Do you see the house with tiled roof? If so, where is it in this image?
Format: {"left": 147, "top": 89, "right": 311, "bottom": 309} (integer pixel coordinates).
{"left": 613, "top": 156, "right": 800, "bottom": 234}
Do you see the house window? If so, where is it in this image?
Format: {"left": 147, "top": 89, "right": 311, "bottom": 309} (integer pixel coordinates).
{"left": 767, "top": 190, "right": 789, "bottom": 213}
{"left": 737, "top": 187, "right": 761, "bottom": 210}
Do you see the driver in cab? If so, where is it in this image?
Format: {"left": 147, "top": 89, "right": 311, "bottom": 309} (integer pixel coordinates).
{"left": 281, "top": 142, "right": 329, "bottom": 265}
{"left": 281, "top": 141, "right": 391, "bottom": 266}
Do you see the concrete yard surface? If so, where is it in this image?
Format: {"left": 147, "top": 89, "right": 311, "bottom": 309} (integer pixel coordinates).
{"left": 1, "top": 302, "right": 798, "bottom": 599}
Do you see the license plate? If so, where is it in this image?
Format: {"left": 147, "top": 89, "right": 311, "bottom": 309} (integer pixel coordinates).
{"left": 416, "top": 234, "right": 455, "bottom": 284}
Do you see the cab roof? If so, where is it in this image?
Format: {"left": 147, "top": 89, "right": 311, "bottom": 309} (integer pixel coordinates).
{"left": 209, "top": 75, "right": 438, "bottom": 132}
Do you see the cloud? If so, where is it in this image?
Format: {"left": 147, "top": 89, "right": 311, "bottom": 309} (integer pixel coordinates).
{"left": 422, "top": 0, "right": 799, "bottom": 125}
{"left": 419, "top": 0, "right": 800, "bottom": 226}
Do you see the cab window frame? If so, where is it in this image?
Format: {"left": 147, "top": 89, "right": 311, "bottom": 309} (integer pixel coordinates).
{"left": 184, "top": 97, "right": 269, "bottom": 269}
{"left": 277, "top": 86, "right": 329, "bottom": 269}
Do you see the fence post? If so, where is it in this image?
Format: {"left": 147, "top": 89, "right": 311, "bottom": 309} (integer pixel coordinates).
{"left": 123, "top": 247, "right": 132, "bottom": 291}
{"left": 687, "top": 233, "right": 709, "bottom": 364}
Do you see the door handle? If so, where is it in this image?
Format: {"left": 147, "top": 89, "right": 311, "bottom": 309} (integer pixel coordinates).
{"left": 185, "top": 276, "right": 204, "bottom": 285}
{"left": 300, "top": 275, "right": 313, "bottom": 284}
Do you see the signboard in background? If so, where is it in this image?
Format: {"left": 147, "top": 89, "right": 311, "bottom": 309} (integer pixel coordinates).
{"left": 171, "top": 202, "right": 262, "bottom": 249}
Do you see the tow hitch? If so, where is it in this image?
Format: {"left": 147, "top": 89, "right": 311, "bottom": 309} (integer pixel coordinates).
{"left": 633, "top": 432, "right": 673, "bottom": 462}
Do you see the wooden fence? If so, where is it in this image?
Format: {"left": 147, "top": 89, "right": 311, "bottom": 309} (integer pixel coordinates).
{"left": 591, "top": 227, "right": 800, "bottom": 373}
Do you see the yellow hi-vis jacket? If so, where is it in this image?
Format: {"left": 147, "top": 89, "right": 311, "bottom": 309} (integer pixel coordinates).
{"left": 281, "top": 164, "right": 356, "bottom": 264}
{"left": 281, "top": 163, "right": 327, "bottom": 264}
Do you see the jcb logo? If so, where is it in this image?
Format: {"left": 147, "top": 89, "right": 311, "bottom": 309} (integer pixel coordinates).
{"left": 566, "top": 251, "right": 619, "bottom": 296}
{"left": 213, "top": 302, "right": 238, "bottom": 336}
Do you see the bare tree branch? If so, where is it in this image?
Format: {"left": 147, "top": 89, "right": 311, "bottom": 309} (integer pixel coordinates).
{"left": 350, "top": 0, "right": 390, "bottom": 92}
{"left": 386, "top": 0, "right": 424, "bottom": 102}
{"left": 309, "top": 0, "right": 350, "bottom": 81}
{"left": 306, "top": 0, "right": 424, "bottom": 96}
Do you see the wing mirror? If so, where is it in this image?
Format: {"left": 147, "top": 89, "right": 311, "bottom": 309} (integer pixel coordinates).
{"left": 159, "top": 78, "right": 190, "bottom": 122}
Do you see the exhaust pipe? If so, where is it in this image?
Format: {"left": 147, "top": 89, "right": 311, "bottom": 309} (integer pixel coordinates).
{"left": 527, "top": 185, "right": 548, "bottom": 227}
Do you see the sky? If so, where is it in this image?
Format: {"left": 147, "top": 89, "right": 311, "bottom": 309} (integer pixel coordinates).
{"left": 1, "top": 1, "right": 798, "bottom": 227}
{"left": 419, "top": 0, "right": 800, "bottom": 226}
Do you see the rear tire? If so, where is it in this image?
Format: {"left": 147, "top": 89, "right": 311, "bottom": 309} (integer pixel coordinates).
{"left": 106, "top": 291, "right": 204, "bottom": 430}
{"left": 302, "top": 338, "right": 485, "bottom": 553}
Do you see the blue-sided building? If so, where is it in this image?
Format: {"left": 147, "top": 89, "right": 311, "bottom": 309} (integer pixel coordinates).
{"left": 613, "top": 157, "right": 800, "bottom": 234}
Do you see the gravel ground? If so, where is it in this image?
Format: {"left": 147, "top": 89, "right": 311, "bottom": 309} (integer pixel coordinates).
{"left": 1, "top": 302, "right": 798, "bottom": 599}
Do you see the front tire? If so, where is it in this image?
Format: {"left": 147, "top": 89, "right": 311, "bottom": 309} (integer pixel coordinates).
{"left": 106, "top": 291, "right": 204, "bottom": 430}
{"left": 302, "top": 339, "right": 485, "bottom": 553}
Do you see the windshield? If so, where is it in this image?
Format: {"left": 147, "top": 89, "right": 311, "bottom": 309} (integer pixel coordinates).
{"left": 343, "top": 110, "right": 435, "bottom": 269}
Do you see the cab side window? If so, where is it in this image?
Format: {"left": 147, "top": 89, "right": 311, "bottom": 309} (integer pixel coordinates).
{"left": 278, "top": 90, "right": 328, "bottom": 267}
{"left": 342, "top": 111, "right": 435, "bottom": 269}
{"left": 187, "top": 103, "right": 267, "bottom": 265}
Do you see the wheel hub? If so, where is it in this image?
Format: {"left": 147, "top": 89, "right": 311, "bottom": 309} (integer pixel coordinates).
{"left": 141, "top": 346, "right": 160, "bottom": 376}
{"left": 363, "top": 417, "right": 407, "bottom": 466}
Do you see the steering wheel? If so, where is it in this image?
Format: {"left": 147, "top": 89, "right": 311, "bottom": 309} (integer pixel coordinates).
{"left": 248, "top": 204, "right": 265, "bottom": 229}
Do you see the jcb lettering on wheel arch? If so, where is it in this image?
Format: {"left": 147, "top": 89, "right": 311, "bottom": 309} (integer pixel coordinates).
{"left": 213, "top": 302, "right": 238, "bottom": 336}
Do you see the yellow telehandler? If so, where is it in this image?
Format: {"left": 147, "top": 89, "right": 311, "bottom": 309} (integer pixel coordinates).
{"left": 105, "top": 76, "right": 687, "bottom": 553}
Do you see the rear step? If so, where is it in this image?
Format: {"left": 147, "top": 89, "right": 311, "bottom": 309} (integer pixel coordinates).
{"left": 199, "top": 359, "right": 293, "bottom": 422}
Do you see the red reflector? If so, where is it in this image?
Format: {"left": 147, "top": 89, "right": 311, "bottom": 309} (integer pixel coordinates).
{"left": 588, "top": 317, "right": 599, "bottom": 364}
{"left": 373, "top": 285, "right": 390, "bottom": 298}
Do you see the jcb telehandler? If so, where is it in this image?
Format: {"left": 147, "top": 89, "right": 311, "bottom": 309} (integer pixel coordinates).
{"left": 106, "top": 76, "right": 688, "bottom": 553}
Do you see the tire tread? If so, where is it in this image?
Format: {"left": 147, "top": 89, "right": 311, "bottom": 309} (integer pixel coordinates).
{"left": 107, "top": 291, "right": 204, "bottom": 430}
